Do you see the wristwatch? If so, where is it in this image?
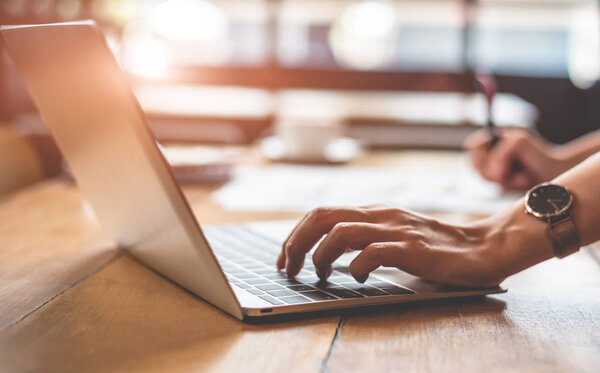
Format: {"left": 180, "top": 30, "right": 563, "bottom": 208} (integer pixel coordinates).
{"left": 525, "top": 183, "right": 580, "bottom": 258}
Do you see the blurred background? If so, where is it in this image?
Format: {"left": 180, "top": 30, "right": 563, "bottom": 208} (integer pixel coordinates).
{"left": 0, "top": 0, "right": 599, "bottom": 193}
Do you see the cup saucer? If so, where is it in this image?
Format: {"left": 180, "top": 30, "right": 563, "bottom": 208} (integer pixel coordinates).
{"left": 260, "top": 136, "right": 361, "bottom": 164}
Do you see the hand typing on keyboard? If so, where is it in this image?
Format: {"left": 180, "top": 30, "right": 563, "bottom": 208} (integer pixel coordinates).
{"left": 276, "top": 202, "right": 557, "bottom": 288}
{"left": 208, "top": 226, "right": 414, "bottom": 304}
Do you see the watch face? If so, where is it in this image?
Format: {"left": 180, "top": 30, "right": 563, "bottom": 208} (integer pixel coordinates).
{"left": 526, "top": 183, "right": 572, "bottom": 218}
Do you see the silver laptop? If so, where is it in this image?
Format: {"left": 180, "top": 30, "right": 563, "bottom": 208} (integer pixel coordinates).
{"left": 1, "top": 21, "right": 505, "bottom": 321}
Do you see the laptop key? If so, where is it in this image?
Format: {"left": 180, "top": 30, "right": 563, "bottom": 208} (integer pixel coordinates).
{"left": 233, "top": 282, "right": 252, "bottom": 290}
{"left": 273, "top": 278, "right": 301, "bottom": 285}
{"left": 324, "top": 287, "right": 364, "bottom": 298}
{"left": 279, "top": 295, "right": 311, "bottom": 304}
{"left": 300, "top": 290, "right": 337, "bottom": 301}
{"left": 234, "top": 272, "right": 260, "bottom": 280}
{"left": 255, "top": 283, "right": 284, "bottom": 291}
{"left": 314, "top": 281, "right": 338, "bottom": 290}
{"left": 259, "top": 295, "right": 283, "bottom": 305}
{"left": 223, "top": 267, "right": 248, "bottom": 274}
{"left": 243, "top": 278, "right": 272, "bottom": 285}
{"left": 295, "top": 274, "right": 320, "bottom": 282}
{"left": 246, "top": 288, "right": 264, "bottom": 295}
{"left": 266, "top": 289, "right": 296, "bottom": 297}
{"left": 380, "top": 286, "right": 415, "bottom": 295}
{"left": 329, "top": 271, "right": 350, "bottom": 279}
{"left": 365, "top": 280, "right": 392, "bottom": 287}
{"left": 344, "top": 284, "right": 388, "bottom": 296}
{"left": 253, "top": 268, "right": 278, "bottom": 274}
{"left": 286, "top": 284, "right": 314, "bottom": 291}
{"left": 263, "top": 273, "right": 288, "bottom": 280}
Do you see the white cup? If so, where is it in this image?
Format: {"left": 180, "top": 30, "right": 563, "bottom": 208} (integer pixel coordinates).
{"left": 276, "top": 114, "right": 344, "bottom": 159}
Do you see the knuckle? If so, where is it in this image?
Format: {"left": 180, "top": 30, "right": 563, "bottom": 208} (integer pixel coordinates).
{"left": 361, "top": 203, "right": 392, "bottom": 212}
{"left": 329, "top": 223, "right": 352, "bottom": 243}
{"left": 393, "top": 209, "right": 415, "bottom": 224}
{"left": 284, "top": 240, "right": 297, "bottom": 259}
{"left": 513, "top": 135, "right": 526, "bottom": 146}
{"left": 332, "top": 222, "right": 353, "bottom": 232}
{"left": 309, "top": 206, "right": 330, "bottom": 219}
{"left": 510, "top": 131, "right": 531, "bottom": 146}
{"left": 363, "top": 243, "right": 385, "bottom": 262}
{"left": 360, "top": 203, "right": 386, "bottom": 209}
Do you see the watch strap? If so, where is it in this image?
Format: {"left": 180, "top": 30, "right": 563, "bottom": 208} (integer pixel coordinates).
{"left": 546, "top": 217, "right": 580, "bottom": 258}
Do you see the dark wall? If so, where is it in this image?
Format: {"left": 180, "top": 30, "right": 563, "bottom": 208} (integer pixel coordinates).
{"left": 498, "top": 75, "right": 600, "bottom": 144}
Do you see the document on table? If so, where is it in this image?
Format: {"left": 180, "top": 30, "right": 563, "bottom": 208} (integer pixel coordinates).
{"left": 213, "top": 164, "right": 522, "bottom": 215}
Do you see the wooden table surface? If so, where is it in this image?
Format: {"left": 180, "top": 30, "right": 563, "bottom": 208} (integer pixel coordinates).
{"left": 1, "top": 149, "right": 599, "bottom": 373}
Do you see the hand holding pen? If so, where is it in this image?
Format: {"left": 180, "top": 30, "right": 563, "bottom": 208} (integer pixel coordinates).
{"left": 465, "top": 70, "right": 565, "bottom": 190}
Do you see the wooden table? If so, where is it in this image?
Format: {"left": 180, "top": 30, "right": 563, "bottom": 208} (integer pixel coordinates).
{"left": 1, "top": 149, "right": 599, "bottom": 373}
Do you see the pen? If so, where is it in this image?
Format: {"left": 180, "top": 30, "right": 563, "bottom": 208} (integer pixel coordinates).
{"left": 474, "top": 69, "right": 500, "bottom": 148}
{"left": 474, "top": 69, "right": 523, "bottom": 174}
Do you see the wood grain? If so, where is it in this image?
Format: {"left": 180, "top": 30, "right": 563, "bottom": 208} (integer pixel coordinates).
{"left": 0, "top": 181, "right": 116, "bottom": 330}
{"left": 1, "top": 149, "right": 599, "bottom": 373}
{"left": 0, "top": 127, "right": 44, "bottom": 196}
{"left": 325, "top": 249, "right": 600, "bottom": 373}
{"left": 0, "top": 254, "right": 338, "bottom": 373}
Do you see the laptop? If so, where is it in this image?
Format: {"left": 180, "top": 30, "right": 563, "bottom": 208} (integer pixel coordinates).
{"left": 0, "top": 21, "right": 505, "bottom": 321}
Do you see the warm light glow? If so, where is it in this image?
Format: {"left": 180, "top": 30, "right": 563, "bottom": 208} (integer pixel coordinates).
{"left": 56, "top": 0, "right": 81, "bottom": 19}
{"left": 329, "top": 0, "right": 397, "bottom": 70}
{"left": 31, "top": 0, "right": 54, "bottom": 16}
{"left": 148, "top": 0, "right": 229, "bottom": 41}
{"left": 91, "top": 0, "right": 140, "bottom": 25}
{"left": 568, "top": 2, "right": 600, "bottom": 89}
{"left": 3, "top": 0, "right": 27, "bottom": 17}
{"left": 122, "top": 22, "right": 172, "bottom": 78}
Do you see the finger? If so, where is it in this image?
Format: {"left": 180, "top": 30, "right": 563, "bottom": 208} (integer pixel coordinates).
{"left": 278, "top": 212, "right": 312, "bottom": 270}
{"left": 312, "top": 222, "right": 396, "bottom": 280}
{"left": 464, "top": 131, "right": 495, "bottom": 179}
{"left": 279, "top": 205, "right": 344, "bottom": 269}
{"left": 349, "top": 241, "right": 457, "bottom": 283}
{"left": 276, "top": 251, "right": 286, "bottom": 270}
{"left": 283, "top": 207, "right": 371, "bottom": 277}
{"left": 348, "top": 242, "right": 407, "bottom": 283}
{"left": 469, "top": 143, "right": 491, "bottom": 179}
{"left": 463, "top": 129, "right": 491, "bottom": 150}
{"left": 487, "top": 136, "right": 523, "bottom": 183}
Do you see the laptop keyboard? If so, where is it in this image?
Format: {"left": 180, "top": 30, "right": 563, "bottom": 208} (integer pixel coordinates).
{"left": 204, "top": 226, "right": 415, "bottom": 306}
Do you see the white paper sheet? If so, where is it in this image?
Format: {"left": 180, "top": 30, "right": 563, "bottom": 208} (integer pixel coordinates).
{"left": 213, "top": 162, "right": 522, "bottom": 216}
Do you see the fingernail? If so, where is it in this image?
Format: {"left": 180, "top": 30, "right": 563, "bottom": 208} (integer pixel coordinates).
{"left": 286, "top": 263, "right": 300, "bottom": 279}
{"left": 355, "top": 274, "right": 368, "bottom": 283}
{"left": 316, "top": 269, "right": 325, "bottom": 280}
{"left": 316, "top": 266, "right": 332, "bottom": 281}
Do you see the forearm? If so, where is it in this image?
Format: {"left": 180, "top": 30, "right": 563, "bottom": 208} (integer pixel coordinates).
{"left": 556, "top": 129, "right": 600, "bottom": 170}
{"left": 553, "top": 151, "right": 600, "bottom": 246}
{"left": 476, "top": 152, "right": 600, "bottom": 282}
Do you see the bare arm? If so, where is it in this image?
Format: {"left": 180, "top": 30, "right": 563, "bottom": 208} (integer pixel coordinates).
{"left": 465, "top": 128, "right": 600, "bottom": 190}
{"left": 556, "top": 129, "right": 600, "bottom": 171}
{"left": 276, "top": 153, "right": 600, "bottom": 287}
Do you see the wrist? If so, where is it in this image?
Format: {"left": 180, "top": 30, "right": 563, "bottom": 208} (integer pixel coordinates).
{"left": 475, "top": 200, "right": 555, "bottom": 280}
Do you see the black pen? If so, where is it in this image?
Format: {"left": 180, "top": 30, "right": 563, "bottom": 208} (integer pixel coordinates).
{"left": 474, "top": 69, "right": 500, "bottom": 148}
{"left": 474, "top": 70, "right": 523, "bottom": 173}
